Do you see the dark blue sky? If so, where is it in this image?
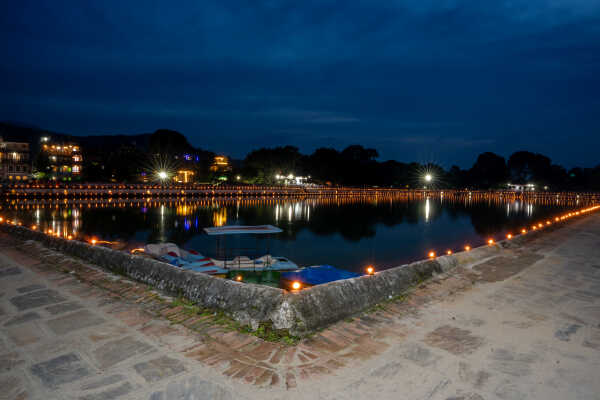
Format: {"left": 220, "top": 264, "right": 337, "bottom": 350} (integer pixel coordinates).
{"left": 1, "top": 1, "right": 599, "bottom": 167}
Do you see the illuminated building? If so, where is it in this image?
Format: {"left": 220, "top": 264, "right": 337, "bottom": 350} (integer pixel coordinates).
{"left": 0, "top": 138, "right": 31, "bottom": 181}
{"left": 175, "top": 170, "right": 194, "bottom": 183}
{"left": 507, "top": 183, "right": 535, "bottom": 191}
{"left": 275, "top": 173, "right": 310, "bottom": 185}
{"left": 209, "top": 155, "right": 232, "bottom": 173}
{"left": 41, "top": 137, "right": 83, "bottom": 181}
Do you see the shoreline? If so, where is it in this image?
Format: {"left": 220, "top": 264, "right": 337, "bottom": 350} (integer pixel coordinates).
{"left": 1, "top": 204, "right": 598, "bottom": 336}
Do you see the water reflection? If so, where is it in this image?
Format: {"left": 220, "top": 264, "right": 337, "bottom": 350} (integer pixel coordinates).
{"left": 1, "top": 193, "right": 595, "bottom": 272}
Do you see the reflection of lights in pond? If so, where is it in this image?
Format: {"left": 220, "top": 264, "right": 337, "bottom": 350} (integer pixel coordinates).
{"left": 212, "top": 208, "right": 227, "bottom": 227}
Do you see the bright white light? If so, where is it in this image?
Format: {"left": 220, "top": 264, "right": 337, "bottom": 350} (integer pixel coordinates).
{"left": 425, "top": 174, "right": 432, "bottom": 182}
{"left": 158, "top": 171, "right": 168, "bottom": 180}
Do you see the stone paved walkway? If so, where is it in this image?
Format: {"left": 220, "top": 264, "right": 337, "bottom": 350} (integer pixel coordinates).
{"left": 1, "top": 213, "right": 600, "bottom": 399}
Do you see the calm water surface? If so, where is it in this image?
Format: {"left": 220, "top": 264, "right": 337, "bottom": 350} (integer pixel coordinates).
{"left": 1, "top": 193, "right": 586, "bottom": 273}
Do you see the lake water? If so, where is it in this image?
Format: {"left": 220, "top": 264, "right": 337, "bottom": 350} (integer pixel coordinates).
{"left": 1, "top": 192, "right": 588, "bottom": 273}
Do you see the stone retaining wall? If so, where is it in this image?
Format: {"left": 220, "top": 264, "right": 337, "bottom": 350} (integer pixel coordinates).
{"left": 0, "top": 223, "right": 543, "bottom": 335}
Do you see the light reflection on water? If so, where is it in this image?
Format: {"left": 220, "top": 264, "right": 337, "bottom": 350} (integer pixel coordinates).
{"left": 0, "top": 193, "right": 592, "bottom": 272}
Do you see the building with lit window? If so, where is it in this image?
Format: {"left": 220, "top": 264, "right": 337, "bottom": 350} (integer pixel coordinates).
{"left": 0, "top": 138, "right": 31, "bottom": 181}
{"left": 40, "top": 136, "right": 83, "bottom": 181}
{"left": 209, "top": 155, "right": 232, "bottom": 173}
{"left": 175, "top": 169, "right": 194, "bottom": 183}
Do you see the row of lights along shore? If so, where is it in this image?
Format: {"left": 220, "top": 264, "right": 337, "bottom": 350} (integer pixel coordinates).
{"left": 1, "top": 204, "right": 599, "bottom": 291}
{"left": 363, "top": 204, "right": 600, "bottom": 277}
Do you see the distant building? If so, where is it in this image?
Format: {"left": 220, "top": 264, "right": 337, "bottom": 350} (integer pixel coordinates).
{"left": 507, "top": 183, "right": 535, "bottom": 191}
{"left": 275, "top": 173, "right": 310, "bottom": 186}
{"left": 40, "top": 136, "right": 83, "bottom": 181}
{"left": 209, "top": 155, "right": 232, "bottom": 173}
{"left": 0, "top": 138, "right": 31, "bottom": 181}
{"left": 175, "top": 169, "right": 194, "bottom": 183}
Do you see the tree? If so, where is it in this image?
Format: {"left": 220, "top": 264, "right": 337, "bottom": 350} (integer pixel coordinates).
{"left": 33, "top": 151, "right": 50, "bottom": 175}
{"left": 243, "top": 146, "right": 303, "bottom": 184}
{"left": 149, "top": 129, "right": 194, "bottom": 155}
{"left": 507, "top": 151, "right": 551, "bottom": 184}
{"left": 469, "top": 152, "right": 507, "bottom": 188}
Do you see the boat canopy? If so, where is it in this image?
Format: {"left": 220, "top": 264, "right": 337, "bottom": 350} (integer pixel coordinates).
{"left": 203, "top": 225, "right": 283, "bottom": 235}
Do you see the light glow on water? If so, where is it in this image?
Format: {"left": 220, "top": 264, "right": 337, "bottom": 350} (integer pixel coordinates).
{"left": 2, "top": 192, "right": 598, "bottom": 273}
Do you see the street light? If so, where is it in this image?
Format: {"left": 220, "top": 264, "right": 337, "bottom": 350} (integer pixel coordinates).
{"left": 425, "top": 174, "right": 432, "bottom": 183}
{"left": 158, "top": 171, "right": 168, "bottom": 180}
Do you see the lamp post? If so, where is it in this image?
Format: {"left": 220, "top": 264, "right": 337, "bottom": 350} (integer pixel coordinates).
{"left": 424, "top": 173, "right": 433, "bottom": 189}
{"left": 157, "top": 171, "right": 168, "bottom": 186}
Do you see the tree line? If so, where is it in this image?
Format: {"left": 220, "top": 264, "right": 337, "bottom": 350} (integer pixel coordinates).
{"left": 241, "top": 145, "right": 600, "bottom": 191}
{"left": 20, "top": 122, "right": 599, "bottom": 190}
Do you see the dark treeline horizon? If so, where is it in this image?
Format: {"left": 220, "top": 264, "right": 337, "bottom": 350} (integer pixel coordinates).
{"left": 3, "top": 123, "right": 599, "bottom": 190}
{"left": 241, "top": 145, "right": 600, "bottom": 191}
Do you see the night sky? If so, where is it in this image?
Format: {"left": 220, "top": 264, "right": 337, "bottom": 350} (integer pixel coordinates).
{"left": 1, "top": 1, "right": 599, "bottom": 167}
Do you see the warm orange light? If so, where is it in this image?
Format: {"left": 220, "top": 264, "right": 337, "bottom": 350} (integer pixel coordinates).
{"left": 555, "top": 217, "right": 559, "bottom": 222}
{"left": 235, "top": 275, "right": 243, "bottom": 282}
{"left": 47, "top": 229, "right": 53, "bottom": 234}
{"left": 532, "top": 226, "right": 537, "bottom": 230}
{"left": 91, "top": 238, "right": 97, "bottom": 245}
{"left": 31, "top": 225, "right": 37, "bottom": 230}
{"left": 521, "top": 229, "right": 526, "bottom": 234}
{"left": 428, "top": 251, "right": 436, "bottom": 259}
{"left": 465, "top": 245, "right": 471, "bottom": 251}
{"left": 506, "top": 234, "right": 512, "bottom": 240}
{"left": 488, "top": 239, "right": 494, "bottom": 245}
{"left": 130, "top": 248, "right": 144, "bottom": 253}
{"left": 0, "top": 217, "right": 3, "bottom": 222}
{"left": 366, "top": 265, "right": 375, "bottom": 275}
{"left": 446, "top": 250, "right": 452, "bottom": 255}
{"left": 538, "top": 223, "right": 543, "bottom": 228}
{"left": 291, "top": 281, "right": 301, "bottom": 290}
{"left": 67, "top": 235, "right": 73, "bottom": 240}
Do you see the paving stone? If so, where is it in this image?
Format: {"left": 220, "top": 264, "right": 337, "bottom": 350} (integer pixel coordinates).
{"left": 30, "top": 353, "right": 91, "bottom": 388}
{"left": 10, "top": 289, "right": 67, "bottom": 311}
{"left": 400, "top": 343, "right": 440, "bottom": 367}
{"left": 6, "top": 323, "right": 41, "bottom": 346}
{"left": 149, "top": 375, "right": 235, "bottom": 400}
{"left": 133, "top": 356, "right": 185, "bottom": 383}
{"left": 423, "top": 325, "right": 484, "bottom": 355}
{"left": 0, "top": 267, "right": 21, "bottom": 277}
{"left": 81, "top": 374, "right": 125, "bottom": 391}
{"left": 16, "top": 284, "right": 46, "bottom": 293}
{"left": 46, "top": 309, "right": 106, "bottom": 335}
{"left": 555, "top": 324, "right": 582, "bottom": 341}
{"left": 0, "top": 352, "right": 25, "bottom": 372}
{"left": 3, "top": 311, "right": 41, "bottom": 327}
{"left": 79, "top": 382, "right": 133, "bottom": 400}
{"left": 45, "top": 301, "right": 85, "bottom": 315}
{"left": 93, "top": 336, "right": 155, "bottom": 369}
{"left": 488, "top": 348, "right": 538, "bottom": 377}
{"left": 0, "top": 375, "right": 27, "bottom": 400}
